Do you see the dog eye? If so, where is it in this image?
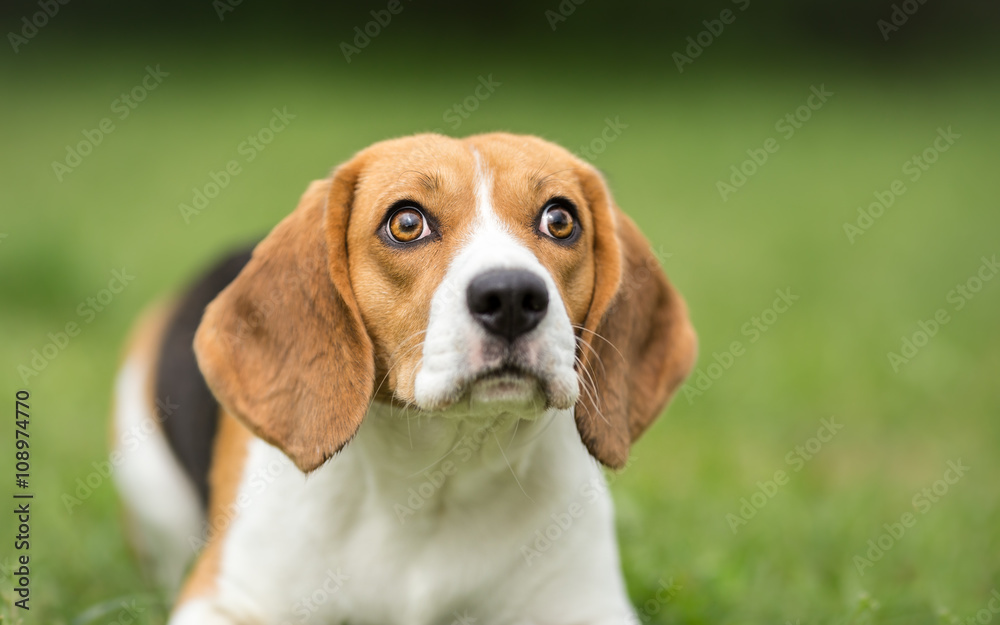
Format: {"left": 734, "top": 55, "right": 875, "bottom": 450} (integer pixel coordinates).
{"left": 387, "top": 207, "right": 430, "bottom": 243}
{"left": 538, "top": 203, "right": 576, "bottom": 240}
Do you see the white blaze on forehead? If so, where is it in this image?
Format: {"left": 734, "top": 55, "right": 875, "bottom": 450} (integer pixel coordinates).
{"left": 472, "top": 148, "right": 509, "bottom": 235}
{"left": 411, "top": 147, "right": 580, "bottom": 411}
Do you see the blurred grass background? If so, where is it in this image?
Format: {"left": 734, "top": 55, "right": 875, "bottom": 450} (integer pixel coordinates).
{"left": 1, "top": 1, "right": 999, "bottom": 623}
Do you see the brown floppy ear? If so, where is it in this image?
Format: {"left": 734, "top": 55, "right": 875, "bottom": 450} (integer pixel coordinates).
{"left": 574, "top": 167, "right": 697, "bottom": 469}
{"left": 193, "top": 159, "right": 375, "bottom": 473}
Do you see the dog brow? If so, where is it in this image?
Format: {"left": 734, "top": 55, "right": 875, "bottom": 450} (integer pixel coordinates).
{"left": 403, "top": 170, "right": 440, "bottom": 191}
{"left": 529, "top": 168, "right": 577, "bottom": 193}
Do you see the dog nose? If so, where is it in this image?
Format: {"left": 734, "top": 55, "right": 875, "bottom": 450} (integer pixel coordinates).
{"left": 467, "top": 269, "right": 549, "bottom": 342}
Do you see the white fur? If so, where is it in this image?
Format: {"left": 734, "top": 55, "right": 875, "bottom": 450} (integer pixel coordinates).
{"left": 413, "top": 151, "right": 579, "bottom": 412}
{"left": 172, "top": 406, "right": 633, "bottom": 625}
{"left": 164, "top": 154, "right": 635, "bottom": 623}
{"left": 112, "top": 358, "right": 204, "bottom": 598}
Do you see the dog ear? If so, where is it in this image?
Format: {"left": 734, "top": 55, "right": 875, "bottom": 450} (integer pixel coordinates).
{"left": 574, "top": 166, "right": 697, "bottom": 469}
{"left": 194, "top": 158, "right": 375, "bottom": 473}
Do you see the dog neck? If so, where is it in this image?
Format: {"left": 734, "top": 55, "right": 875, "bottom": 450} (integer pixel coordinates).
{"left": 344, "top": 400, "right": 582, "bottom": 513}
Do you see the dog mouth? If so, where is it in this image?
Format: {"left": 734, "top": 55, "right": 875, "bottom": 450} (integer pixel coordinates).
{"left": 466, "top": 364, "right": 545, "bottom": 405}
{"left": 412, "top": 344, "right": 579, "bottom": 413}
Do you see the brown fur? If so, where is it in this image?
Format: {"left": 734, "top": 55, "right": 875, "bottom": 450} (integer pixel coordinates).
{"left": 347, "top": 134, "right": 600, "bottom": 405}
{"left": 176, "top": 408, "right": 252, "bottom": 603}
{"left": 193, "top": 132, "right": 695, "bottom": 473}
{"left": 574, "top": 174, "right": 698, "bottom": 467}
{"left": 194, "top": 177, "right": 375, "bottom": 473}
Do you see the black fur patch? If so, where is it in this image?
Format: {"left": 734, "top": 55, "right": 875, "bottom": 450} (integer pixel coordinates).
{"left": 155, "top": 244, "right": 255, "bottom": 509}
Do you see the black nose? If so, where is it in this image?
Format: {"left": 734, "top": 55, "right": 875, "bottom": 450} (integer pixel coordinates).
{"left": 467, "top": 269, "right": 549, "bottom": 342}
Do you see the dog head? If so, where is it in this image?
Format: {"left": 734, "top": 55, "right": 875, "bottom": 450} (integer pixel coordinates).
{"left": 194, "top": 133, "right": 696, "bottom": 473}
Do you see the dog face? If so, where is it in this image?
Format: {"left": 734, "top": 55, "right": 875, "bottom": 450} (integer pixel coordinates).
{"left": 194, "top": 133, "right": 696, "bottom": 473}
{"left": 346, "top": 134, "right": 594, "bottom": 417}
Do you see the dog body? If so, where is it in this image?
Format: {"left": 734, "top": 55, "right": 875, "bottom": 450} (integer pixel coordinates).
{"left": 173, "top": 405, "right": 627, "bottom": 624}
{"left": 112, "top": 133, "right": 695, "bottom": 624}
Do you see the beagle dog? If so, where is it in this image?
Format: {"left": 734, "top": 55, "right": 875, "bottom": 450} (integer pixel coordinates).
{"left": 111, "top": 133, "right": 696, "bottom": 624}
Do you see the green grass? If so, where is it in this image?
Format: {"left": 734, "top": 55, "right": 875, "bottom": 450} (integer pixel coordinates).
{"left": 1, "top": 44, "right": 998, "bottom": 624}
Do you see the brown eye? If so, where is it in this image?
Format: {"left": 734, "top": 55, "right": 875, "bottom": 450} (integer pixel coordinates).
{"left": 539, "top": 204, "right": 576, "bottom": 240}
{"left": 387, "top": 207, "right": 429, "bottom": 243}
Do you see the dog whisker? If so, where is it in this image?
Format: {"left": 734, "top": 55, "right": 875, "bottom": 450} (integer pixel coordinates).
{"left": 492, "top": 430, "right": 534, "bottom": 504}
{"left": 572, "top": 324, "right": 626, "bottom": 365}
{"left": 368, "top": 333, "right": 427, "bottom": 414}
